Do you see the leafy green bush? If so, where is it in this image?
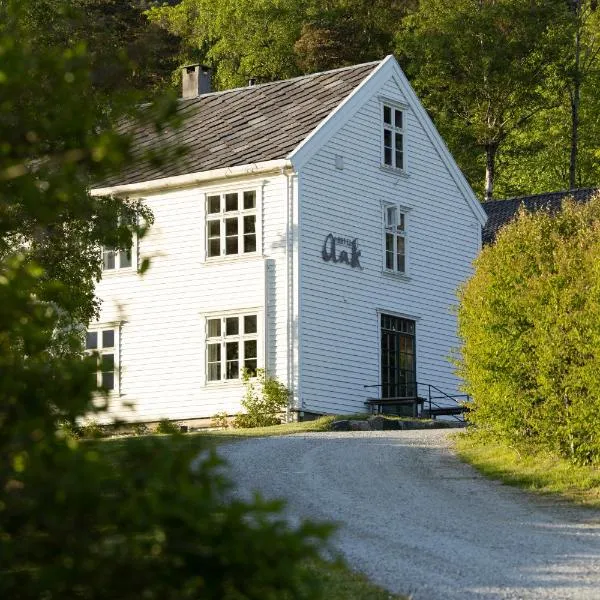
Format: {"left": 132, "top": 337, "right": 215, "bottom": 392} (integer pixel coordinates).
{"left": 234, "top": 369, "right": 290, "bottom": 428}
{"left": 155, "top": 418, "right": 182, "bottom": 435}
{"left": 211, "top": 411, "right": 230, "bottom": 429}
{"left": 457, "top": 193, "right": 600, "bottom": 464}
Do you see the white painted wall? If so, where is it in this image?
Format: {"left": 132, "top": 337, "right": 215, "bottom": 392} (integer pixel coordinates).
{"left": 93, "top": 173, "right": 290, "bottom": 422}
{"left": 296, "top": 74, "right": 481, "bottom": 415}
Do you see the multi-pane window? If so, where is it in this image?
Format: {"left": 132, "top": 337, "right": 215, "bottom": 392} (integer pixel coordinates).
{"left": 206, "top": 314, "right": 258, "bottom": 382}
{"left": 384, "top": 205, "right": 406, "bottom": 273}
{"left": 103, "top": 246, "right": 133, "bottom": 271}
{"left": 85, "top": 328, "right": 118, "bottom": 391}
{"left": 383, "top": 104, "right": 404, "bottom": 170}
{"left": 206, "top": 190, "right": 257, "bottom": 258}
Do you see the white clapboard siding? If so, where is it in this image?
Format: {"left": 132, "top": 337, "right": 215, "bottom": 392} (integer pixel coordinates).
{"left": 297, "top": 75, "right": 481, "bottom": 415}
{"left": 93, "top": 174, "right": 290, "bottom": 422}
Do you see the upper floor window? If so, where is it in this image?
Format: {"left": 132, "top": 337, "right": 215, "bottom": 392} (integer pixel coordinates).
{"left": 382, "top": 104, "right": 404, "bottom": 170}
{"left": 85, "top": 326, "right": 119, "bottom": 391}
{"left": 206, "top": 190, "right": 257, "bottom": 259}
{"left": 103, "top": 246, "right": 132, "bottom": 271}
{"left": 206, "top": 313, "right": 258, "bottom": 382}
{"left": 384, "top": 205, "right": 406, "bottom": 274}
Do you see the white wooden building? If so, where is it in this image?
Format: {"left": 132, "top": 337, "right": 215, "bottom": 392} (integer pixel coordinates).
{"left": 90, "top": 55, "right": 487, "bottom": 423}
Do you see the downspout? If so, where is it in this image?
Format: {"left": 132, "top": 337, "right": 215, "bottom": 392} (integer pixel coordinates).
{"left": 284, "top": 168, "right": 299, "bottom": 420}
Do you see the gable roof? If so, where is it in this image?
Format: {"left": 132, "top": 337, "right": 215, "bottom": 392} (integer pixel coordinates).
{"left": 289, "top": 55, "right": 488, "bottom": 227}
{"left": 482, "top": 188, "right": 599, "bottom": 244}
{"left": 97, "top": 62, "right": 379, "bottom": 189}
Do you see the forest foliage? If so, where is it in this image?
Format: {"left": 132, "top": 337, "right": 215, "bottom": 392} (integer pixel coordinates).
{"left": 457, "top": 193, "right": 600, "bottom": 465}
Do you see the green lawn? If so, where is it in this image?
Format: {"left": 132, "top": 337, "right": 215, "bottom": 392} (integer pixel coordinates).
{"left": 455, "top": 432, "right": 600, "bottom": 508}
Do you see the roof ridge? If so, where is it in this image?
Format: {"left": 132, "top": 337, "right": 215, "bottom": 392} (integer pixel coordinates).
{"left": 485, "top": 187, "right": 598, "bottom": 205}
{"left": 181, "top": 60, "right": 382, "bottom": 102}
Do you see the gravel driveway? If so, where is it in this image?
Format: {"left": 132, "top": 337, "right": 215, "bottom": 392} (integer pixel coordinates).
{"left": 219, "top": 430, "right": 600, "bottom": 600}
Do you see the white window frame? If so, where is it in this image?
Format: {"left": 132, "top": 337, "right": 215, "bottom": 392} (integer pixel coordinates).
{"left": 381, "top": 101, "right": 406, "bottom": 172}
{"left": 382, "top": 202, "right": 410, "bottom": 276}
{"left": 85, "top": 324, "right": 120, "bottom": 394}
{"left": 205, "top": 188, "right": 259, "bottom": 261}
{"left": 101, "top": 215, "right": 138, "bottom": 273}
{"left": 205, "top": 312, "right": 261, "bottom": 384}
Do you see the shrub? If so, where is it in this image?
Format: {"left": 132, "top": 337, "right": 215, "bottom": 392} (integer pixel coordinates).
{"left": 457, "top": 194, "right": 600, "bottom": 464}
{"left": 0, "top": 257, "right": 331, "bottom": 599}
{"left": 211, "top": 411, "right": 230, "bottom": 429}
{"left": 234, "top": 368, "right": 290, "bottom": 428}
{"left": 155, "top": 418, "right": 182, "bottom": 435}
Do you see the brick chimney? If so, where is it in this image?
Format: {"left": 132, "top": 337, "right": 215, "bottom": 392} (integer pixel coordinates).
{"left": 182, "top": 65, "right": 212, "bottom": 99}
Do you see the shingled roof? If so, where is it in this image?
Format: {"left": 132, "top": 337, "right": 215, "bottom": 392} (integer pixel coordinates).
{"left": 481, "top": 188, "right": 599, "bottom": 244}
{"left": 98, "top": 61, "right": 380, "bottom": 189}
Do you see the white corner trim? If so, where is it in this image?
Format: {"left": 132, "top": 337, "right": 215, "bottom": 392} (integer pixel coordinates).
{"left": 91, "top": 159, "right": 293, "bottom": 197}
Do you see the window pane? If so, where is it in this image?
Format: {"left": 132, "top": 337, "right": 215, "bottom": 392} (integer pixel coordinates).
{"left": 386, "top": 232, "right": 394, "bottom": 252}
{"left": 244, "top": 315, "right": 257, "bottom": 333}
{"left": 207, "top": 319, "right": 221, "bottom": 338}
{"left": 383, "top": 105, "right": 391, "bottom": 124}
{"left": 243, "top": 190, "right": 256, "bottom": 209}
{"left": 225, "top": 218, "right": 238, "bottom": 236}
{"left": 102, "top": 330, "right": 114, "bottom": 348}
{"left": 207, "top": 195, "right": 220, "bottom": 214}
{"left": 384, "top": 129, "right": 392, "bottom": 147}
{"left": 384, "top": 147, "right": 392, "bottom": 166}
{"left": 396, "top": 150, "right": 404, "bottom": 170}
{"left": 397, "top": 235, "right": 405, "bottom": 255}
{"left": 86, "top": 331, "right": 98, "bottom": 350}
{"left": 244, "top": 359, "right": 257, "bottom": 377}
{"left": 386, "top": 251, "right": 394, "bottom": 270}
{"left": 101, "top": 371, "right": 114, "bottom": 390}
{"left": 207, "top": 343, "right": 221, "bottom": 363}
{"left": 245, "top": 339, "right": 257, "bottom": 359}
{"left": 226, "top": 360, "right": 239, "bottom": 380}
{"left": 103, "top": 249, "right": 115, "bottom": 270}
{"left": 207, "top": 362, "right": 221, "bottom": 381}
{"left": 208, "top": 220, "right": 220, "bottom": 237}
{"left": 101, "top": 353, "right": 114, "bottom": 371}
{"left": 394, "top": 109, "right": 403, "bottom": 129}
{"left": 226, "top": 317, "right": 239, "bottom": 336}
{"left": 386, "top": 206, "right": 396, "bottom": 227}
{"left": 398, "top": 213, "right": 405, "bottom": 232}
{"left": 226, "top": 236, "right": 238, "bottom": 255}
{"left": 226, "top": 341, "right": 239, "bottom": 360}
{"left": 208, "top": 238, "right": 220, "bottom": 257}
{"left": 243, "top": 215, "right": 255, "bottom": 234}
{"left": 244, "top": 235, "right": 256, "bottom": 253}
{"left": 225, "top": 193, "right": 238, "bottom": 212}
{"left": 119, "top": 248, "right": 132, "bottom": 268}
{"left": 397, "top": 254, "right": 405, "bottom": 273}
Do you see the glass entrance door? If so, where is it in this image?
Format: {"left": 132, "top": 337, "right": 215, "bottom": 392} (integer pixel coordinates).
{"left": 381, "top": 314, "right": 416, "bottom": 399}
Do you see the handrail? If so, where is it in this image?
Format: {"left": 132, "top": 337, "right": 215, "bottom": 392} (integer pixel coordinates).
{"left": 363, "top": 381, "right": 471, "bottom": 422}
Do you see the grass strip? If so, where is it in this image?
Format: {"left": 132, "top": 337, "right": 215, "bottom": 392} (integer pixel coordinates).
{"left": 454, "top": 432, "right": 600, "bottom": 508}
{"left": 307, "top": 559, "right": 405, "bottom": 599}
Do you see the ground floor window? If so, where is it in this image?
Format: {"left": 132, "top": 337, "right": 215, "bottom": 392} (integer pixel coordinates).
{"left": 206, "top": 313, "right": 258, "bottom": 382}
{"left": 381, "top": 314, "right": 415, "bottom": 399}
{"left": 85, "top": 326, "right": 118, "bottom": 391}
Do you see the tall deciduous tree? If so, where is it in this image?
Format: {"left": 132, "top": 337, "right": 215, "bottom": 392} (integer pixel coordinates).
{"left": 397, "top": 0, "right": 565, "bottom": 201}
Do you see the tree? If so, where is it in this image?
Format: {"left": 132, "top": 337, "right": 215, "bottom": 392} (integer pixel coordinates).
{"left": 397, "top": 0, "right": 566, "bottom": 201}
{"left": 457, "top": 193, "right": 600, "bottom": 464}
{"left": 0, "top": 2, "right": 331, "bottom": 596}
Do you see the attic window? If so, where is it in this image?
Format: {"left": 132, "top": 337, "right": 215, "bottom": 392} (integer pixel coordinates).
{"left": 382, "top": 104, "right": 404, "bottom": 170}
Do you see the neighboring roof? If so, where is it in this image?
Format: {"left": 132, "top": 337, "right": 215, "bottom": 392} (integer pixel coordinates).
{"left": 482, "top": 188, "right": 599, "bottom": 244}
{"left": 98, "top": 62, "right": 380, "bottom": 188}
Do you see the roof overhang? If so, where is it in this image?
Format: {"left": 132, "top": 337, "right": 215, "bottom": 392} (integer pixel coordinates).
{"left": 91, "top": 159, "right": 294, "bottom": 197}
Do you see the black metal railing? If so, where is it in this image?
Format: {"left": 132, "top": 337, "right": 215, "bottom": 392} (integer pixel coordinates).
{"left": 364, "top": 381, "right": 471, "bottom": 421}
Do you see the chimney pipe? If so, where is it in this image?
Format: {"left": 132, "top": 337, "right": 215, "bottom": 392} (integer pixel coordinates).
{"left": 248, "top": 78, "right": 256, "bottom": 87}
{"left": 182, "top": 64, "right": 212, "bottom": 99}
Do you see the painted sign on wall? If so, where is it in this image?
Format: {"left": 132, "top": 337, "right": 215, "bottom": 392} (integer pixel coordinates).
{"left": 322, "top": 234, "right": 362, "bottom": 269}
